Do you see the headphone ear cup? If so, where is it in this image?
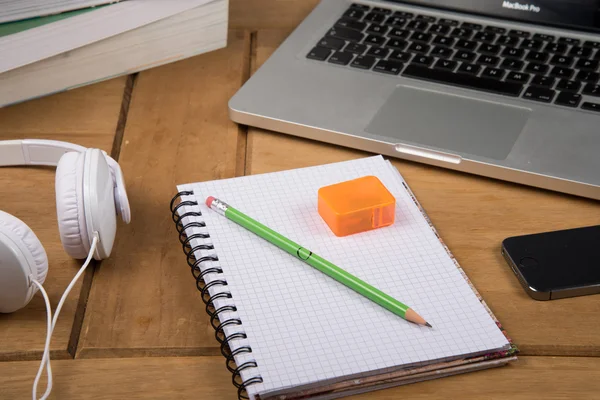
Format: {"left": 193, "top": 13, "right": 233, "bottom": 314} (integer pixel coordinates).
{"left": 0, "top": 211, "right": 49, "bottom": 313}
{"left": 55, "top": 152, "right": 90, "bottom": 259}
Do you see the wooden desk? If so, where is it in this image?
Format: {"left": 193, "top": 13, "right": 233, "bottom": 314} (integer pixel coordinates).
{"left": 1, "top": 1, "right": 600, "bottom": 398}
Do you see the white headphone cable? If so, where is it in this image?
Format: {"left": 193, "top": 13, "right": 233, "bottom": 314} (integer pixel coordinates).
{"left": 30, "top": 235, "right": 99, "bottom": 400}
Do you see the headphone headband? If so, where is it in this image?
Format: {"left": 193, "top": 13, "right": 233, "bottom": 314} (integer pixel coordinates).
{"left": 0, "top": 139, "right": 86, "bottom": 167}
{"left": 1, "top": 139, "right": 131, "bottom": 224}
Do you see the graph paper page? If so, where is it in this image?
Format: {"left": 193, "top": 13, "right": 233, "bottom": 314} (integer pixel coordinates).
{"left": 178, "top": 156, "right": 509, "bottom": 396}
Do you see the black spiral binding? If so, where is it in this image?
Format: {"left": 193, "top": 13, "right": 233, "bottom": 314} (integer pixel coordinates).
{"left": 170, "top": 191, "right": 264, "bottom": 399}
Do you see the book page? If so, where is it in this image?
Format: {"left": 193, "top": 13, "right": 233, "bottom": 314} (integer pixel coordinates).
{"left": 178, "top": 156, "right": 509, "bottom": 398}
{"left": 0, "top": 0, "right": 213, "bottom": 73}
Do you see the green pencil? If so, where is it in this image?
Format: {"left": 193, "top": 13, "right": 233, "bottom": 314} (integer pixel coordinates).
{"left": 205, "top": 196, "right": 432, "bottom": 328}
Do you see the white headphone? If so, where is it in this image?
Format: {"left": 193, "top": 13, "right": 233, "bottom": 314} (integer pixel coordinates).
{"left": 0, "top": 139, "right": 131, "bottom": 313}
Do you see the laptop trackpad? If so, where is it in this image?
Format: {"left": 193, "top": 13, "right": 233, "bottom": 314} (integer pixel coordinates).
{"left": 365, "top": 86, "right": 530, "bottom": 160}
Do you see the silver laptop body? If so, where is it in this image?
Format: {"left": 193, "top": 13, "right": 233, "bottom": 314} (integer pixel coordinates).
{"left": 229, "top": 0, "right": 600, "bottom": 200}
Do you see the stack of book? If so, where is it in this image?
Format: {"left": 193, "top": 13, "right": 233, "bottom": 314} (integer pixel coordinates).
{"left": 0, "top": 0, "right": 228, "bottom": 107}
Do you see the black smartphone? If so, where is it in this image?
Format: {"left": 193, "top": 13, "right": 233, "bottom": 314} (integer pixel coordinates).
{"left": 501, "top": 225, "right": 600, "bottom": 301}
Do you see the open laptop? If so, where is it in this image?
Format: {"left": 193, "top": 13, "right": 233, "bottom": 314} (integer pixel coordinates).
{"left": 229, "top": 0, "right": 600, "bottom": 200}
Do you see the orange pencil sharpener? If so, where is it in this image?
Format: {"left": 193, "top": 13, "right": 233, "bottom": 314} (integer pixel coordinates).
{"left": 318, "top": 176, "right": 396, "bottom": 237}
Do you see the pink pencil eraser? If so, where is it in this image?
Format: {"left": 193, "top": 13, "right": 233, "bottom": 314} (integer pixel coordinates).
{"left": 206, "top": 196, "right": 215, "bottom": 208}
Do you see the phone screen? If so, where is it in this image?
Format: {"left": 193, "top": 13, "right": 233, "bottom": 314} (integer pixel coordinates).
{"left": 502, "top": 225, "right": 600, "bottom": 299}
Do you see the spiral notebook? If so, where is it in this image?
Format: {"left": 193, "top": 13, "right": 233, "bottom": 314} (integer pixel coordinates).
{"left": 170, "top": 156, "right": 517, "bottom": 400}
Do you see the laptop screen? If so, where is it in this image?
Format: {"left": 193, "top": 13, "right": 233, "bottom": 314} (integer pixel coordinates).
{"left": 393, "top": 1, "right": 600, "bottom": 32}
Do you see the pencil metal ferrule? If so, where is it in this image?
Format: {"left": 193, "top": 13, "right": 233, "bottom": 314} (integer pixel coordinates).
{"left": 210, "top": 198, "right": 229, "bottom": 215}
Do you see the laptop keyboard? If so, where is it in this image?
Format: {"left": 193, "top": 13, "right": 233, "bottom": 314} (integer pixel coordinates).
{"left": 306, "top": 3, "right": 600, "bottom": 111}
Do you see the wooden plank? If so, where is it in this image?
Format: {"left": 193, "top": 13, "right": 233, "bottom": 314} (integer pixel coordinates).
{"left": 230, "top": 0, "right": 319, "bottom": 30}
{"left": 1, "top": 356, "right": 599, "bottom": 399}
{"left": 77, "top": 30, "right": 251, "bottom": 358}
{"left": 0, "top": 78, "right": 127, "bottom": 361}
{"left": 244, "top": 30, "right": 600, "bottom": 356}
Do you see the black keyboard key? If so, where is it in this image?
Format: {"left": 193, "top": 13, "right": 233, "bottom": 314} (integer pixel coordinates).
{"left": 366, "top": 24, "right": 390, "bottom": 35}
{"left": 328, "top": 51, "right": 354, "bottom": 65}
{"left": 450, "top": 27, "right": 473, "bottom": 39}
{"left": 385, "top": 16, "right": 407, "bottom": 28}
{"left": 531, "top": 75, "right": 555, "bottom": 88}
{"left": 559, "top": 37, "right": 580, "bottom": 45}
{"left": 416, "top": 14, "right": 436, "bottom": 22}
{"left": 408, "top": 42, "right": 430, "bottom": 54}
{"left": 502, "top": 47, "right": 525, "bottom": 59}
{"left": 455, "top": 39, "right": 477, "bottom": 51}
{"left": 549, "top": 67, "right": 574, "bottom": 79}
{"left": 477, "top": 54, "right": 499, "bottom": 66}
{"left": 525, "top": 62, "right": 548, "bottom": 74}
{"left": 432, "top": 36, "right": 455, "bottom": 47}
{"left": 393, "top": 11, "right": 414, "bottom": 18}
{"left": 343, "top": 8, "right": 365, "bottom": 20}
{"left": 533, "top": 33, "right": 555, "bottom": 42}
{"left": 344, "top": 42, "right": 368, "bottom": 54}
{"left": 522, "top": 87, "right": 555, "bottom": 102}
{"left": 366, "top": 47, "right": 390, "bottom": 58}
{"left": 595, "top": 51, "right": 600, "bottom": 61}
{"left": 350, "top": 4, "right": 370, "bottom": 10}
{"left": 350, "top": 55, "right": 376, "bottom": 69}
{"left": 582, "top": 83, "right": 600, "bottom": 96}
{"left": 410, "top": 31, "right": 432, "bottom": 43}
{"left": 526, "top": 51, "right": 548, "bottom": 63}
{"left": 550, "top": 54, "right": 573, "bottom": 67}
{"left": 431, "top": 46, "right": 454, "bottom": 58}
{"left": 429, "top": 24, "right": 451, "bottom": 35}
{"left": 454, "top": 50, "right": 476, "bottom": 62}
{"left": 506, "top": 71, "right": 530, "bottom": 83}
{"left": 556, "top": 79, "right": 581, "bottom": 92}
{"left": 307, "top": 46, "right": 332, "bottom": 61}
{"left": 581, "top": 102, "right": 600, "bottom": 112}
{"left": 501, "top": 58, "right": 524, "bottom": 71}
{"left": 485, "top": 25, "right": 506, "bottom": 34}
{"left": 474, "top": 31, "right": 497, "bottom": 43}
{"left": 544, "top": 42, "right": 567, "bottom": 54}
{"left": 364, "top": 12, "right": 386, "bottom": 23}
{"left": 335, "top": 18, "right": 367, "bottom": 31}
{"left": 576, "top": 59, "right": 599, "bottom": 71}
{"left": 520, "top": 39, "right": 542, "bottom": 50}
{"left": 576, "top": 70, "right": 600, "bottom": 83}
{"left": 389, "top": 51, "right": 412, "bottom": 63}
{"left": 389, "top": 28, "right": 410, "bottom": 39}
{"left": 479, "top": 43, "right": 501, "bottom": 55}
{"left": 389, "top": 50, "right": 412, "bottom": 63}
{"left": 569, "top": 46, "right": 592, "bottom": 58}
{"left": 373, "top": 59, "right": 404, "bottom": 75}
{"left": 403, "top": 64, "right": 523, "bottom": 96}
{"left": 555, "top": 92, "right": 582, "bottom": 107}
{"left": 584, "top": 40, "right": 600, "bottom": 49}
{"left": 482, "top": 67, "right": 505, "bottom": 79}
{"left": 412, "top": 55, "right": 434, "bottom": 66}
{"left": 328, "top": 27, "right": 364, "bottom": 42}
{"left": 365, "top": 34, "right": 387, "bottom": 46}
{"left": 434, "top": 59, "right": 458, "bottom": 71}
{"left": 317, "top": 37, "right": 345, "bottom": 50}
{"left": 509, "top": 29, "right": 530, "bottom": 38}
{"left": 497, "top": 35, "right": 520, "bottom": 46}
{"left": 462, "top": 22, "right": 482, "bottom": 30}
{"left": 372, "top": 7, "right": 392, "bottom": 15}
{"left": 407, "top": 20, "right": 430, "bottom": 31}
{"left": 457, "top": 63, "right": 481, "bottom": 75}
{"left": 439, "top": 18, "right": 459, "bottom": 26}
{"left": 387, "top": 38, "right": 408, "bottom": 50}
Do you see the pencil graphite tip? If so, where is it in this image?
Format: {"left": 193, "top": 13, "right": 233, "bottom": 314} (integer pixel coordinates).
{"left": 425, "top": 322, "right": 432, "bottom": 328}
